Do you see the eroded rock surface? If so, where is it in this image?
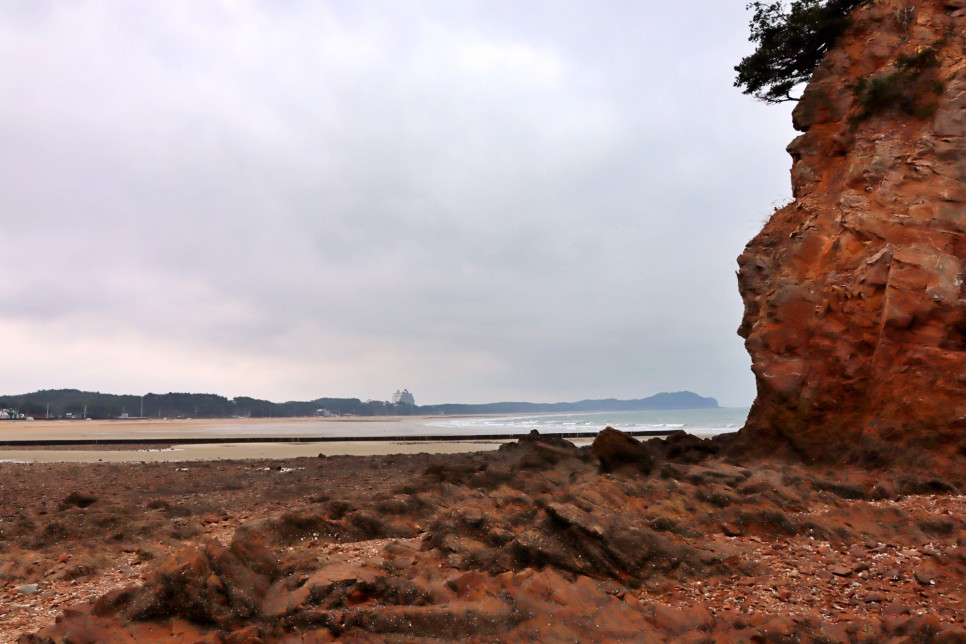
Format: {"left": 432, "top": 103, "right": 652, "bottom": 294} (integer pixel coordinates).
{"left": 736, "top": 0, "right": 966, "bottom": 466}
{"left": 21, "top": 431, "right": 965, "bottom": 642}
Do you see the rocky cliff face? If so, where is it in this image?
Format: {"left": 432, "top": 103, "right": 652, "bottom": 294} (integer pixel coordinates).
{"left": 736, "top": 0, "right": 966, "bottom": 464}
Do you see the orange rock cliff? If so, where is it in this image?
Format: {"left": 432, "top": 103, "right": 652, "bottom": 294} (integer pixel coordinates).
{"left": 736, "top": 0, "right": 965, "bottom": 464}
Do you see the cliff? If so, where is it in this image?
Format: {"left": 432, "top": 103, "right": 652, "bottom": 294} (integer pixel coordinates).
{"left": 736, "top": 0, "right": 966, "bottom": 464}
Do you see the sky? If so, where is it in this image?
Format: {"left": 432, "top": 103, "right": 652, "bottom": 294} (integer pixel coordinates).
{"left": 0, "top": 1, "right": 797, "bottom": 407}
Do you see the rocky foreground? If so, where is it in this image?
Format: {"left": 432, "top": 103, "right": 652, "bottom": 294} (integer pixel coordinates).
{"left": 1, "top": 429, "right": 962, "bottom": 642}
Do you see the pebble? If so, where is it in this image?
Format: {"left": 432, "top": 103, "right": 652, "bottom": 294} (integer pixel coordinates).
{"left": 914, "top": 570, "right": 935, "bottom": 585}
{"left": 721, "top": 522, "right": 742, "bottom": 537}
{"left": 17, "top": 584, "right": 40, "bottom": 595}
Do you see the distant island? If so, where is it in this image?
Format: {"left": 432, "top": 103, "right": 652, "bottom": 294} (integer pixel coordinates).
{"left": 419, "top": 391, "right": 719, "bottom": 415}
{"left": 0, "top": 389, "right": 717, "bottom": 420}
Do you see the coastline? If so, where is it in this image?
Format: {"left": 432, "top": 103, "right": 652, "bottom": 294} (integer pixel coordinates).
{"left": 0, "top": 416, "right": 511, "bottom": 463}
{"left": 0, "top": 438, "right": 516, "bottom": 463}
{"left": 0, "top": 411, "right": 736, "bottom": 463}
{"left": 0, "top": 415, "right": 441, "bottom": 438}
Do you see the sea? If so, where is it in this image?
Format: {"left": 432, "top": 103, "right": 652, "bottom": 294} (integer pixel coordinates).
{"left": 424, "top": 407, "right": 749, "bottom": 439}
{"left": 164, "top": 407, "right": 750, "bottom": 440}
{"left": 0, "top": 407, "right": 749, "bottom": 443}
{"left": 0, "top": 407, "right": 750, "bottom": 463}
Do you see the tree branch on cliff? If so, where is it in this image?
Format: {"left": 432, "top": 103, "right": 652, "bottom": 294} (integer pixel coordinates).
{"left": 734, "top": 0, "right": 869, "bottom": 104}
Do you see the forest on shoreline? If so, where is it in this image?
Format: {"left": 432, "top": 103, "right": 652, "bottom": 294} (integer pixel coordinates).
{"left": 0, "top": 389, "right": 718, "bottom": 420}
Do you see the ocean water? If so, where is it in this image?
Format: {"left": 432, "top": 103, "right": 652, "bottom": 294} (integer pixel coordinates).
{"left": 6, "top": 408, "right": 748, "bottom": 442}
{"left": 425, "top": 407, "right": 749, "bottom": 438}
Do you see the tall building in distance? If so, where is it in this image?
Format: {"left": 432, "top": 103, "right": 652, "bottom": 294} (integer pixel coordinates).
{"left": 391, "top": 389, "right": 415, "bottom": 406}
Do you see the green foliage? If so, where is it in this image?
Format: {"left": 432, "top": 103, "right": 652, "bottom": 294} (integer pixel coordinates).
{"left": 894, "top": 47, "right": 940, "bottom": 72}
{"left": 735, "top": 0, "right": 868, "bottom": 103}
{"left": 0, "top": 388, "right": 412, "bottom": 419}
{"left": 851, "top": 46, "right": 944, "bottom": 122}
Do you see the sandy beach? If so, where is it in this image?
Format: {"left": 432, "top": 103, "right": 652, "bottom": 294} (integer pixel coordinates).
{"left": 0, "top": 439, "right": 517, "bottom": 463}
{"left": 0, "top": 416, "right": 528, "bottom": 463}
{"left": 0, "top": 416, "right": 439, "bottom": 441}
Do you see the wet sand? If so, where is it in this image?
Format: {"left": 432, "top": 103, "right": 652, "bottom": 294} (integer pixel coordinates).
{"left": 0, "top": 416, "right": 600, "bottom": 463}
{"left": 0, "top": 439, "right": 514, "bottom": 463}
{"left": 0, "top": 416, "right": 444, "bottom": 441}
{"left": 0, "top": 417, "right": 531, "bottom": 463}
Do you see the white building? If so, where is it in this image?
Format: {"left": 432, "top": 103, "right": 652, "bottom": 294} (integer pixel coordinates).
{"left": 391, "top": 389, "right": 415, "bottom": 406}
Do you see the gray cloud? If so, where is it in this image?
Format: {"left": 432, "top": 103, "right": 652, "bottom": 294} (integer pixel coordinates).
{"left": 0, "top": 1, "right": 795, "bottom": 406}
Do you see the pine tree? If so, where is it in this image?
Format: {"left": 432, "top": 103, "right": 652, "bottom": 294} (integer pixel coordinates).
{"left": 734, "top": 0, "right": 868, "bottom": 103}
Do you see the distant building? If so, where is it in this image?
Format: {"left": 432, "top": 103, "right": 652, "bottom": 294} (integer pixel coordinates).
{"left": 392, "top": 389, "right": 415, "bottom": 406}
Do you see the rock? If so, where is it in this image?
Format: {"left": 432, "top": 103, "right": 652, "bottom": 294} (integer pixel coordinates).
{"left": 684, "top": 463, "right": 751, "bottom": 487}
{"left": 343, "top": 599, "right": 518, "bottom": 639}
{"left": 60, "top": 492, "right": 98, "bottom": 509}
{"left": 544, "top": 503, "right": 604, "bottom": 538}
{"left": 515, "top": 429, "right": 580, "bottom": 452}
{"left": 511, "top": 527, "right": 573, "bottom": 571}
{"left": 733, "top": 0, "right": 966, "bottom": 472}
{"left": 935, "top": 627, "right": 966, "bottom": 644}
{"left": 591, "top": 427, "right": 654, "bottom": 474}
{"left": 730, "top": 509, "right": 798, "bottom": 537}
{"left": 643, "top": 603, "right": 713, "bottom": 635}
{"left": 109, "top": 532, "right": 280, "bottom": 626}
{"left": 721, "top": 522, "right": 743, "bottom": 537}
{"left": 914, "top": 569, "right": 935, "bottom": 585}
{"left": 207, "top": 535, "right": 280, "bottom": 618}
{"left": 659, "top": 431, "right": 721, "bottom": 463}
{"left": 122, "top": 544, "right": 220, "bottom": 623}
{"left": 870, "top": 481, "right": 898, "bottom": 500}
{"left": 17, "top": 583, "right": 40, "bottom": 595}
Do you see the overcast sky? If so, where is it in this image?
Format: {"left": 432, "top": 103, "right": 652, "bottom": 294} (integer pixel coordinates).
{"left": 0, "top": 1, "right": 796, "bottom": 407}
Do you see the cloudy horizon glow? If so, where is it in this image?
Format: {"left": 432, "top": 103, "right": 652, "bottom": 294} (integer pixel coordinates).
{"left": 1, "top": 1, "right": 795, "bottom": 407}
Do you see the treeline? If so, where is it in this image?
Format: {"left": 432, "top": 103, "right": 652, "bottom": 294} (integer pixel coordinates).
{"left": 0, "top": 389, "right": 717, "bottom": 420}
{"left": 0, "top": 389, "right": 417, "bottom": 420}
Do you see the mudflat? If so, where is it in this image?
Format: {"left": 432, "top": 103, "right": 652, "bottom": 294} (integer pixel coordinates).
{"left": 0, "top": 440, "right": 511, "bottom": 464}
{"left": 0, "top": 416, "right": 518, "bottom": 463}
{"left": 0, "top": 416, "right": 450, "bottom": 441}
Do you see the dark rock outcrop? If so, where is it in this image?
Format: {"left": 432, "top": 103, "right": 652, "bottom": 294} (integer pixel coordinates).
{"left": 95, "top": 533, "right": 280, "bottom": 627}
{"left": 591, "top": 426, "right": 655, "bottom": 474}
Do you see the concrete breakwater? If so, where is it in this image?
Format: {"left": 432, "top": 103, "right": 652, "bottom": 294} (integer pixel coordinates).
{"left": 0, "top": 428, "right": 678, "bottom": 447}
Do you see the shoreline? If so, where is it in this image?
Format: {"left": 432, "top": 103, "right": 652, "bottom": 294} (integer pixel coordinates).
{"left": 0, "top": 412, "right": 732, "bottom": 463}
{"left": 0, "top": 439, "right": 521, "bottom": 463}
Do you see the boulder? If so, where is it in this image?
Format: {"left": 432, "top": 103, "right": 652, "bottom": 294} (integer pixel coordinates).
{"left": 592, "top": 427, "right": 654, "bottom": 474}
{"left": 110, "top": 533, "right": 279, "bottom": 627}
